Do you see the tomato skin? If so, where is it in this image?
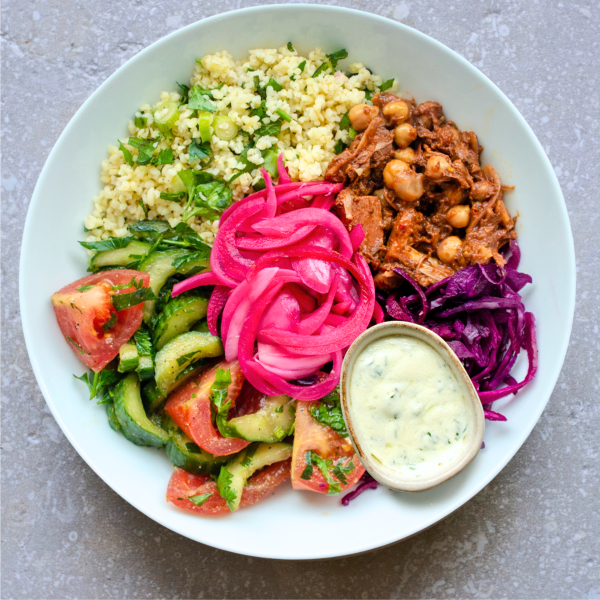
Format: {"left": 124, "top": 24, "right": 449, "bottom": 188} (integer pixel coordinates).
{"left": 165, "top": 360, "right": 251, "bottom": 456}
{"left": 51, "top": 269, "right": 149, "bottom": 372}
{"left": 291, "top": 401, "right": 365, "bottom": 494}
{"left": 167, "top": 459, "right": 291, "bottom": 516}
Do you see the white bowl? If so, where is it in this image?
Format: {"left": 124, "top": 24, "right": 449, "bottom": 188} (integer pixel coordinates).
{"left": 20, "top": 4, "right": 575, "bottom": 559}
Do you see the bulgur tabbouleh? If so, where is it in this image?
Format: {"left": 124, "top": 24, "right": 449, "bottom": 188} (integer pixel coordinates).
{"left": 84, "top": 46, "right": 395, "bottom": 245}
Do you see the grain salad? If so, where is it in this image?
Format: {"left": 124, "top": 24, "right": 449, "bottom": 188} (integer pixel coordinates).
{"left": 84, "top": 46, "right": 395, "bottom": 245}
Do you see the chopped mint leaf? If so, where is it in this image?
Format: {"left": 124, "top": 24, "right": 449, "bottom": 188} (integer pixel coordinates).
{"left": 287, "top": 42, "right": 294, "bottom": 52}
{"left": 334, "top": 139, "right": 346, "bottom": 155}
{"left": 75, "top": 284, "right": 95, "bottom": 293}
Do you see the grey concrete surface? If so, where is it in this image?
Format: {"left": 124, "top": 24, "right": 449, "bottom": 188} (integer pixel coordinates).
{"left": 2, "top": 0, "right": 599, "bottom": 598}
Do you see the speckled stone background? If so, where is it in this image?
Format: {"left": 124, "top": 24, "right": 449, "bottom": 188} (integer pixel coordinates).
{"left": 2, "top": 0, "right": 599, "bottom": 598}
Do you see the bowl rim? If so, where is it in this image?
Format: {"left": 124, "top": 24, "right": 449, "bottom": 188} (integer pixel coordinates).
{"left": 340, "top": 321, "right": 485, "bottom": 493}
{"left": 19, "top": 3, "right": 576, "bottom": 559}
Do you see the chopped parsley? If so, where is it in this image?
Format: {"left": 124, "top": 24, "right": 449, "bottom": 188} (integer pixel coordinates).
{"left": 254, "top": 120, "right": 282, "bottom": 138}
{"left": 313, "top": 48, "right": 348, "bottom": 78}
{"left": 75, "top": 284, "right": 95, "bottom": 293}
{"left": 79, "top": 235, "right": 134, "bottom": 252}
{"left": 154, "top": 148, "right": 174, "bottom": 165}
{"left": 188, "top": 493, "right": 211, "bottom": 507}
{"left": 188, "top": 139, "right": 212, "bottom": 163}
{"left": 118, "top": 140, "right": 134, "bottom": 166}
{"left": 67, "top": 336, "right": 85, "bottom": 355}
{"left": 309, "top": 386, "right": 348, "bottom": 437}
{"left": 159, "top": 191, "right": 186, "bottom": 202}
{"left": 210, "top": 368, "right": 233, "bottom": 437}
{"left": 187, "top": 85, "right": 217, "bottom": 112}
{"left": 216, "top": 466, "right": 237, "bottom": 511}
{"left": 74, "top": 365, "right": 123, "bottom": 403}
{"left": 379, "top": 78, "right": 395, "bottom": 92}
{"left": 176, "top": 82, "right": 190, "bottom": 104}
{"left": 300, "top": 450, "right": 354, "bottom": 495}
{"left": 287, "top": 42, "right": 295, "bottom": 52}
{"left": 101, "top": 311, "right": 117, "bottom": 333}
{"left": 111, "top": 277, "right": 156, "bottom": 312}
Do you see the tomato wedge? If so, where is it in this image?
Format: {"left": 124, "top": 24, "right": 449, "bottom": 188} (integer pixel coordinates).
{"left": 291, "top": 401, "right": 364, "bottom": 494}
{"left": 165, "top": 359, "right": 251, "bottom": 456}
{"left": 51, "top": 269, "right": 149, "bottom": 372}
{"left": 167, "top": 459, "right": 291, "bottom": 515}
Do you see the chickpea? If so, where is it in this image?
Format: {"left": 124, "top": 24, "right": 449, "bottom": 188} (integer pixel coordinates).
{"left": 348, "top": 104, "right": 379, "bottom": 132}
{"left": 394, "top": 122, "right": 417, "bottom": 149}
{"left": 382, "top": 100, "right": 410, "bottom": 123}
{"left": 383, "top": 160, "right": 424, "bottom": 202}
{"left": 394, "top": 147, "right": 416, "bottom": 164}
{"left": 446, "top": 205, "right": 471, "bottom": 228}
{"left": 470, "top": 180, "right": 494, "bottom": 200}
{"left": 437, "top": 236, "right": 463, "bottom": 264}
{"left": 425, "top": 154, "right": 453, "bottom": 180}
{"left": 383, "top": 159, "right": 410, "bottom": 188}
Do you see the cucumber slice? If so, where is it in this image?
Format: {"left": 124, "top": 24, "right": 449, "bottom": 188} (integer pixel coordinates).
{"left": 153, "top": 295, "right": 209, "bottom": 350}
{"left": 113, "top": 373, "right": 169, "bottom": 447}
{"left": 137, "top": 355, "right": 154, "bottom": 381}
{"left": 90, "top": 240, "right": 152, "bottom": 270}
{"left": 139, "top": 250, "right": 210, "bottom": 322}
{"left": 217, "top": 443, "right": 292, "bottom": 512}
{"left": 153, "top": 101, "right": 180, "bottom": 133}
{"left": 227, "top": 395, "right": 296, "bottom": 442}
{"left": 106, "top": 403, "right": 121, "bottom": 433}
{"left": 162, "top": 415, "right": 228, "bottom": 475}
{"left": 154, "top": 331, "right": 223, "bottom": 396}
{"left": 118, "top": 342, "right": 139, "bottom": 373}
{"left": 142, "top": 380, "right": 167, "bottom": 414}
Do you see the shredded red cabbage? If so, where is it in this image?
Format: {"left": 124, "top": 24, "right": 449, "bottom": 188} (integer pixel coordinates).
{"left": 382, "top": 241, "right": 538, "bottom": 421}
{"left": 341, "top": 472, "right": 378, "bottom": 505}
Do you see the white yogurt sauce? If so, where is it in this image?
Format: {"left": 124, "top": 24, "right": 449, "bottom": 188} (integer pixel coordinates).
{"left": 349, "top": 335, "right": 472, "bottom": 478}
